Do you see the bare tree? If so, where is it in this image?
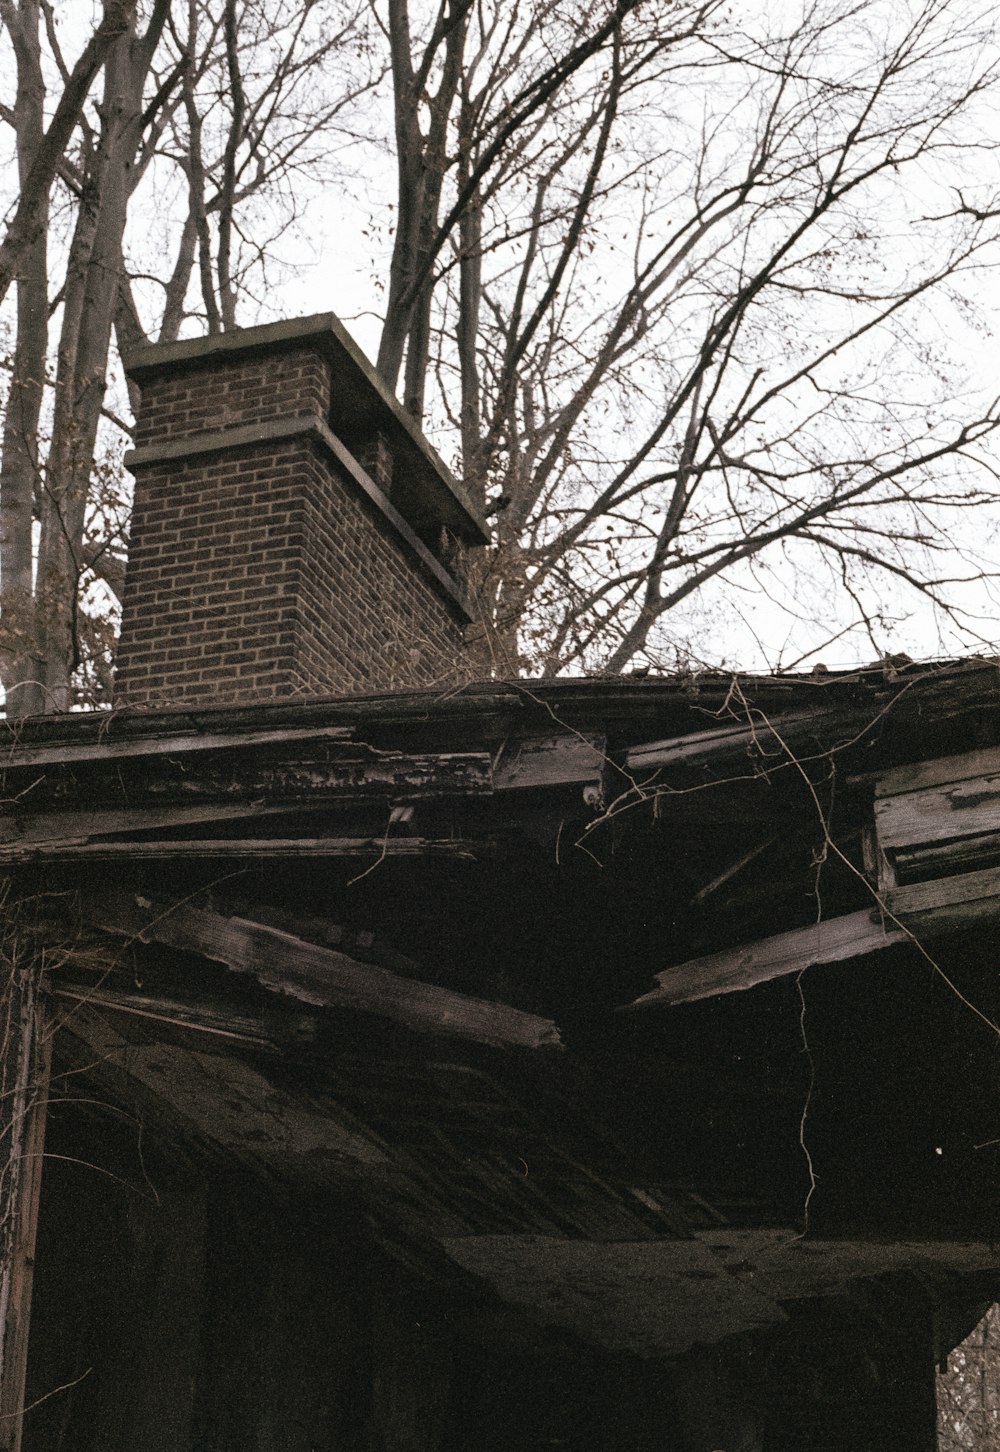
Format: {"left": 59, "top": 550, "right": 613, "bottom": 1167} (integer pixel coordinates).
{"left": 4, "top": 0, "right": 1000, "bottom": 706}
{"left": 0, "top": 0, "right": 380, "bottom": 711}
{"left": 0, "top": 0, "right": 137, "bottom": 309}
{"left": 377, "top": 0, "right": 1000, "bottom": 674}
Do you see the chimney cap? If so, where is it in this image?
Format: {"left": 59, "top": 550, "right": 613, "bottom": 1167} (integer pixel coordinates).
{"left": 122, "top": 312, "right": 489, "bottom": 546}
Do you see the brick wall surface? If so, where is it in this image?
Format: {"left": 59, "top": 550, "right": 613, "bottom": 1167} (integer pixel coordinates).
{"left": 132, "top": 349, "right": 331, "bottom": 448}
{"left": 116, "top": 341, "right": 475, "bottom": 708}
{"left": 295, "top": 447, "right": 466, "bottom": 694}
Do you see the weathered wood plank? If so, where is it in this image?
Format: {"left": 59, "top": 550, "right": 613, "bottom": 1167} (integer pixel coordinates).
{"left": 1, "top": 749, "right": 492, "bottom": 809}
{"left": 874, "top": 745, "right": 1000, "bottom": 799}
{"left": 626, "top": 910, "right": 908, "bottom": 1009}
{"left": 52, "top": 985, "right": 317, "bottom": 1049}
{"left": 493, "top": 734, "right": 606, "bottom": 794}
{"left": 129, "top": 749, "right": 492, "bottom": 804}
{"left": 88, "top": 896, "right": 562, "bottom": 1050}
{"left": 61, "top": 1009, "right": 391, "bottom": 1175}
{"left": 0, "top": 837, "right": 483, "bottom": 863}
{"left": 892, "top": 836, "right": 1000, "bottom": 883}
{"left": 625, "top": 710, "right": 852, "bottom": 772}
{"left": 0, "top": 723, "right": 353, "bottom": 769}
{"left": 887, "top": 863, "right": 1000, "bottom": 935}
{"left": 0, "top": 800, "right": 336, "bottom": 847}
{"left": 876, "top": 775, "right": 1000, "bottom": 853}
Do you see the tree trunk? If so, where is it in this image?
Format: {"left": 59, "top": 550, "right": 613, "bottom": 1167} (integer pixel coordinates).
{"left": 0, "top": 1, "right": 48, "bottom": 716}
{"left": 35, "top": 7, "right": 162, "bottom": 708}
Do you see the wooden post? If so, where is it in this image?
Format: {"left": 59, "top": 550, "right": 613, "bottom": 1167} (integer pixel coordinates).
{"left": 0, "top": 954, "right": 51, "bottom": 1452}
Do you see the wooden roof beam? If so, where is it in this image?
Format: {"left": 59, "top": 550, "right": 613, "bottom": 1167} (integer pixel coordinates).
{"left": 86, "top": 894, "right": 562, "bottom": 1051}
{"left": 625, "top": 910, "right": 909, "bottom": 1009}
{"left": 0, "top": 837, "right": 484, "bottom": 864}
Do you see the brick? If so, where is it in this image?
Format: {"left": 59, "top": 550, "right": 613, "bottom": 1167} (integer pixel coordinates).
{"left": 116, "top": 329, "right": 478, "bottom": 707}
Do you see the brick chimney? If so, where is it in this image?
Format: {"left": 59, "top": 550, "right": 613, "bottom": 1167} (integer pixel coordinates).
{"left": 115, "top": 314, "right": 488, "bottom": 707}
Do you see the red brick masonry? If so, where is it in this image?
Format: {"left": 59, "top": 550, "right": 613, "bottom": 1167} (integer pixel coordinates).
{"left": 116, "top": 322, "right": 485, "bottom": 707}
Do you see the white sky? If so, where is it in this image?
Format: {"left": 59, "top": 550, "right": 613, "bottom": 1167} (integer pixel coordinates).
{"left": 9, "top": 0, "right": 1000, "bottom": 676}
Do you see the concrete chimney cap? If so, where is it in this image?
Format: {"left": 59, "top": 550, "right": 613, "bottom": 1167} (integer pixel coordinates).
{"left": 121, "top": 312, "right": 489, "bottom": 547}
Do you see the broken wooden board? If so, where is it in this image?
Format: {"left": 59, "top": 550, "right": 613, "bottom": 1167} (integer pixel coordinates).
{"left": 60, "top": 1006, "right": 390, "bottom": 1175}
{"left": 626, "top": 910, "right": 908, "bottom": 1008}
{"left": 0, "top": 800, "right": 341, "bottom": 848}
{"left": 693, "top": 1229, "right": 1000, "bottom": 1303}
{"left": 886, "top": 863, "right": 1000, "bottom": 936}
{"left": 625, "top": 709, "right": 861, "bottom": 773}
{"left": 52, "top": 985, "right": 318, "bottom": 1051}
{"left": 0, "top": 722, "right": 353, "bottom": 769}
{"left": 492, "top": 733, "right": 606, "bottom": 798}
{"left": 0, "top": 747, "right": 492, "bottom": 809}
{"left": 443, "top": 1229, "right": 1000, "bottom": 1360}
{"left": 875, "top": 747, "right": 1000, "bottom": 884}
{"left": 0, "top": 837, "right": 483, "bottom": 864}
{"left": 87, "top": 895, "right": 562, "bottom": 1051}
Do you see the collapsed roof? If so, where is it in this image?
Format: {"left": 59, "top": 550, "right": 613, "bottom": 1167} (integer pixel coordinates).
{"left": 8, "top": 659, "right": 1000, "bottom": 1367}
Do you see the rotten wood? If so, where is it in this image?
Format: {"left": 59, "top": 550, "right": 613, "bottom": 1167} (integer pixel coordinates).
{"left": 0, "top": 722, "right": 354, "bottom": 770}
{"left": 874, "top": 745, "right": 1000, "bottom": 799}
{"left": 891, "top": 838, "right": 1000, "bottom": 884}
{"left": 0, "top": 800, "right": 342, "bottom": 847}
{"left": 0, "top": 973, "right": 51, "bottom": 1452}
{"left": 87, "top": 895, "right": 562, "bottom": 1051}
{"left": 61, "top": 1007, "right": 392, "bottom": 1178}
{"left": 876, "top": 774, "right": 1000, "bottom": 854}
{"left": 886, "top": 862, "right": 1000, "bottom": 936}
{"left": 861, "top": 822, "right": 897, "bottom": 894}
{"left": 0, "top": 837, "right": 484, "bottom": 864}
{"left": 0, "top": 747, "right": 492, "bottom": 810}
{"left": 625, "top": 710, "right": 856, "bottom": 772}
{"left": 224, "top": 902, "right": 427, "bottom": 977}
{"left": 492, "top": 734, "right": 606, "bottom": 796}
{"left": 52, "top": 985, "right": 317, "bottom": 1050}
{"left": 626, "top": 910, "right": 908, "bottom": 1009}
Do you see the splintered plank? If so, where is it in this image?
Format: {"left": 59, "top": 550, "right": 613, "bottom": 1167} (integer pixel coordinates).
{"left": 88, "top": 896, "right": 562, "bottom": 1051}
{"left": 51, "top": 985, "right": 316, "bottom": 1050}
{"left": 626, "top": 910, "right": 908, "bottom": 1008}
